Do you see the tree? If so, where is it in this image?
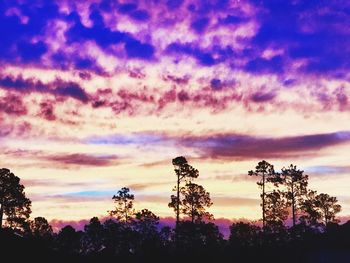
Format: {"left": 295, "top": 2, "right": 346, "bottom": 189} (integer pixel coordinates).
{"left": 108, "top": 187, "right": 135, "bottom": 223}
{"left": 265, "top": 190, "right": 288, "bottom": 226}
{"left": 280, "top": 164, "right": 308, "bottom": 227}
{"left": 103, "top": 218, "right": 137, "bottom": 256}
{"left": 82, "top": 217, "right": 104, "bottom": 253}
{"left": 102, "top": 219, "right": 125, "bottom": 255}
{"left": 133, "top": 209, "right": 161, "bottom": 253}
{"left": 169, "top": 156, "right": 199, "bottom": 226}
{"left": 56, "top": 225, "right": 82, "bottom": 254}
{"left": 0, "top": 168, "right": 31, "bottom": 230}
{"left": 133, "top": 209, "right": 159, "bottom": 237}
{"left": 176, "top": 221, "right": 223, "bottom": 249}
{"left": 180, "top": 182, "right": 213, "bottom": 223}
{"left": 300, "top": 191, "right": 341, "bottom": 227}
{"left": 248, "top": 160, "right": 276, "bottom": 229}
{"left": 30, "top": 216, "right": 53, "bottom": 239}
{"left": 315, "top": 193, "right": 341, "bottom": 225}
{"left": 229, "top": 222, "right": 261, "bottom": 247}
{"left": 300, "top": 190, "right": 321, "bottom": 227}
{"left": 159, "top": 226, "right": 174, "bottom": 246}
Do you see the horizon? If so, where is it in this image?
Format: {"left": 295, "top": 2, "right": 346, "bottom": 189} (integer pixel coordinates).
{"left": 1, "top": 0, "right": 350, "bottom": 229}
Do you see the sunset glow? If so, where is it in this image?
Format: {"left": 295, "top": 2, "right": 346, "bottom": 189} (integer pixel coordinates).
{"left": 1, "top": 0, "right": 350, "bottom": 229}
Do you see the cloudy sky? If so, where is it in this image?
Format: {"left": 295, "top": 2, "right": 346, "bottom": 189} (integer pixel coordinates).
{"left": 1, "top": 0, "right": 350, "bottom": 226}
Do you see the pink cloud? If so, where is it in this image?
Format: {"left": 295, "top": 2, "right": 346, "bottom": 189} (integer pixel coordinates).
{"left": 44, "top": 153, "right": 119, "bottom": 167}
{"left": 38, "top": 101, "right": 56, "bottom": 121}
{"left": 0, "top": 93, "right": 27, "bottom": 116}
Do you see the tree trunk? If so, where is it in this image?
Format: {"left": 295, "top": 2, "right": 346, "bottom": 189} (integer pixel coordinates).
{"left": 124, "top": 200, "right": 128, "bottom": 223}
{"left": 262, "top": 172, "right": 265, "bottom": 230}
{"left": 191, "top": 203, "right": 194, "bottom": 223}
{"left": 0, "top": 203, "right": 3, "bottom": 229}
{"left": 291, "top": 182, "right": 296, "bottom": 227}
{"left": 176, "top": 176, "right": 180, "bottom": 227}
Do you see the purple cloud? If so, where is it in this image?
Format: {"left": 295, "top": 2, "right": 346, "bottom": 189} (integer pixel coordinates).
{"left": 0, "top": 93, "right": 27, "bottom": 116}
{"left": 250, "top": 91, "right": 276, "bottom": 103}
{"left": 0, "top": 0, "right": 349, "bottom": 77}
{"left": 45, "top": 153, "right": 119, "bottom": 167}
{"left": 0, "top": 75, "right": 89, "bottom": 102}
{"left": 38, "top": 101, "right": 56, "bottom": 121}
{"left": 85, "top": 130, "right": 350, "bottom": 160}
{"left": 181, "top": 131, "right": 350, "bottom": 160}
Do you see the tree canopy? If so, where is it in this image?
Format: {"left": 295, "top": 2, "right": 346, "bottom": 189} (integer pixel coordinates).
{"left": 108, "top": 187, "right": 135, "bottom": 223}
{"left": 0, "top": 168, "right": 31, "bottom": 231}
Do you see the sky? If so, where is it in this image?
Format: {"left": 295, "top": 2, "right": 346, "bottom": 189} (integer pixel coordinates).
{"left": 1, "top": 0, "right": 350, "bottom": 229}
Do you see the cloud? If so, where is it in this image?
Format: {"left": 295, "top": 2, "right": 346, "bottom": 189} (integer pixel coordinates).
{"left": 0, "top": 93, "right": 27, "bottom": 116}
{"left": 2, "top": 0, "right": 350, "bottom": 224}
{"left": 0, "top": 74, "right": 89, "bottom": 102}
{"left": 84, "top": 133, "right": 166, "bottom": 145}
{"left": 50, "top": 218, "right": 90, "bottom": 232}
{"left": 21, "top": 179, "right": 93, "bottom": 188}
{"left": 181, "top": 131, "right": 350, "bottom": 160}
{"left": 65, "top": 8, "right": 154, "bottom": 61}
{"left": 127, "top": 181, "right": 172, "bottom": 191}
{"left": 166, "top": 42, "right": 216, "bottom": 66}
{"left": 0, "top": 121, "right": 31, "bottom": 138}
{"left": 38, "top": 101, "right": 56, "bottom": 121}
{"left": 251, "top": 0, "right": 350, "bottom": 75}
{"left": 85, "top": 130, "right": 350, "bottom": 160}
{"left": 305, "top": 165, "right": 350, "bottom": 175}
{"left": 44, "top": 153, "right": 119, "bottom": 167}
{"left": 89, "top": 84, "right": 244, "bottom": 116}
{"left": 0, "top": 1, "right": 58, "bottom": 63}
{"left": 213, "top": 197, "right": 259, "bottom": 207}
{"left": 0, "top": 0, "right": 348, "bottom": 77}
{"left": 54, "top": 80, "right": 89, "bottom": 102}
{"left": 128, "top": 9, "right": 150, "bottom": 22}
{"left": 62, "top": 190, "right": 116, "bottom": 198}
{"left": 250, "top": 91, "right": 276, "bottom": 103}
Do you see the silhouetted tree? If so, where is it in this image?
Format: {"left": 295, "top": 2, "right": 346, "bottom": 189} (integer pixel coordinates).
{"left": 300, "top": 190, "right": 321, "bottom": 227}
{"left": 300, "top": 191, "right": 341, "bottom": 228}
{"left": 133, "top": 209, "right": 161, "bottom": 254}
{"left": 0, "top": 168, "right": 31, "bottom": 231}
{"left": 103, "top": 218, "right": 136, "bottom": 256}
{"left": 248, "top": 160, "right": 276, "bottom": 229}
{"left": 265, "top": 190, "right": 288, "bottom": 226}
{"left": 229, "top": 222, "right": 262, "bottom": 247}
{"left": 159, "top": 226, "right": 174, "bottom": 246}
{"left": 102, "top": 219, "right": 125, "bottom": 255}
{"left": 109, "top": 187, "right": 135, "bottom": 223}
{"left": 280, "top": 164, "right": 308, "bottom": 227}
{"left": 169, "top": 156, "right": 199, "bottom": 226}
{"left": 179, "top": 182, "right": 213, "bottom": 223}
{"left": 82, "top": 217, "right": 104, "bottom": 254}
{"left": 133, "top": 209, "right": 159, "bottom": 238}
{"left": 56, "top": 225, "right": 82, "bottom": 254}
{"left": 30, "top": 216, "right": 53, "bottom": 239}
{"left": 315, "top": 193, "right": 341, "bottom": 225}
{"left": 176, "top": 221, "right": 223, "bottom": 249}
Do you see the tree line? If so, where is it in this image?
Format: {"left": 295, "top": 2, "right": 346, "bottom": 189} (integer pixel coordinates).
{"left": 249, "top": 160, "right": 341, "bottom": 231}
{"left": 0, "top": 158, "right": 348, "bottom": 263}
